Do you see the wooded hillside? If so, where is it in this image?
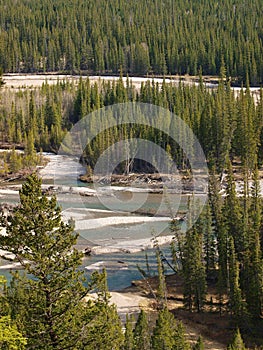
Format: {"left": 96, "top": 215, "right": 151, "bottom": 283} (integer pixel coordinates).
{"left": 0, "top": 0, "right": 262, "bottom": 85}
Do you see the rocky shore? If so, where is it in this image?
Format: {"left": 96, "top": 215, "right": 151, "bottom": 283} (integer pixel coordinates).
{"left": 79, "top": 172, "right": 208, "bottom": 194}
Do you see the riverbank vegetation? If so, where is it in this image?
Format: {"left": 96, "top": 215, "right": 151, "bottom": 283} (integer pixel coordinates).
{"left": 0, "top": 0, "right": 262, "bottom": 86}
{"left": 0, "top": 74, "right": 262, "bottom": 178}
{"left": 0, "top": 148, "right": 46, "bottom": 180}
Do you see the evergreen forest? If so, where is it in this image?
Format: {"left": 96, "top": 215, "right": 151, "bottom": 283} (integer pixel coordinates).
{"left": 0, "top": 0, "right": 262, "bottom": 85}
{"left": 0, "top": 75, "right": 262, "bottom": 175}
{"left": 0, "top": 0, "right": 263, "bottom": 348}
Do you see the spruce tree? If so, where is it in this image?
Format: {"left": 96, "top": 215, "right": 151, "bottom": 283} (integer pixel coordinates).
{"left": 151, "top": 307, "right": 189, "bottom": 350}
{"left": 151, "top": 307, "right": 176, "bottom": 350}
{"left": 123, "top": 314, "right": 135, "bottom": 350}
{"left": 228, "top": 237, "right": 246, "bottom": 319}
{"left": 156, "top": 245, "right": 167, "bottom": 309}
{"left": 133, "top": 310, "right": 150, "bottom": 350}
{"left": 200, "top": 204, "right": 216, "bottom": 274}
{"left": 223, "top": 158, "right": 243, "bottom": 259}
{"left": 227, "top": 329, "right": 247, "bottom": 350}
{"left": 245, "top": 166, "right": 263, "bottom": 318}
{"left": 0, "top": 67, "right": 4, "bottom": 88}
{"left": 173, "top": 321, "right": 191, "bottom": 350}
{"left": 182, "top": 205, "right": 207, "bottom": 313}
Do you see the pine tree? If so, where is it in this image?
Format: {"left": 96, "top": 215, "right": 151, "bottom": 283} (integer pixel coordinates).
{"left": 200, "top": 204, "right": 216, "bottom": 274}
{"left": 133, "top": 310, "right": 150, "bottom": 350}
{"left": 0, "top": 276, "right": 9, "bottom": 316}
{"left": 182, "top": 203, "right": 207, "bottom": 312}
{"left": 155, "top": 245, "right": 167, "bottom": 309}
{"left": 170, "top": 218, "right": 184, "bottom": 268}
{"left": 0, "top": 174, "right": 90, "bottom": 349}
{"left": 223, "top": 158, "right": 243, "bottom": 260}
{"left": 24, "top": 130, "right": 37, "bottom": 167}
{"left": 228, "top": 237, "right": 246, "bottom": 319}
{"left": 151, "top": 307, "right": 174, "bottom": 350}
{"left": 123, "top": 314, "right": 135, "bottom": 350}
{"left": 0, "top": 67, "right": 4, "bottom": 88}
{"left": 151, "top": 307, "right": 189, "bottom": 350}
{"left": 9, "top": 147, "right": 22, "bottom": 173}
{"left": 173, "top": 321, "right": 191, "bottom": 350}
{"left": 244, "top": 166, "right": 263, "bottom": 318}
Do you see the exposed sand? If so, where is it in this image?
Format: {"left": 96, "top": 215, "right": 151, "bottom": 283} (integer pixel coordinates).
{"left": 90, "top": 235, "right": 174, "bottom": 254}
{"left": 3, "top": 74, "right": 80, "bottom": 88}
{"left": 3, "top": 74, "right": 261, "bottom": 103}
{"left": 84, "top": 291, "right": 148, "bottom": 322}
{"left": 2, "top": 74, "right": 188, "bottom": 90}
{"left": 0, "top": 189, "right": 19, "bottom": 195}
{"left": 73, "top": 216, "right": 169, "bottom": 231}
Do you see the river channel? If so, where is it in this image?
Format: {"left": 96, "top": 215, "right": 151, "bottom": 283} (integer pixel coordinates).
{"left": 0, "top": 153, "right": 193, "bottom": 290}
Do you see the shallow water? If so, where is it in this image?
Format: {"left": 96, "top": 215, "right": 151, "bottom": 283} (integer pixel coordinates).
{"left": 0, "top": 153, "right": 187, "bottom": 290}
{"left": 0, "top": 185, "right": 182, "bottom": 289}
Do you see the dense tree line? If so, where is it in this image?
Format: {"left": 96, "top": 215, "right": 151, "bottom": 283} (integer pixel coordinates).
{"left": 168, "top": 162, "right": 263, "bottom": 345}
{"left": 0, "top": 0, "right": 262, "bottom": 85}
{"left": 0, "top": 76, "right": 262, "bottom": 176}
{"left": 181, "top": 164, "right": 263, "bottom": 319}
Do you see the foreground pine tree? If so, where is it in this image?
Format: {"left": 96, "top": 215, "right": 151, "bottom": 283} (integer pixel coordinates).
{"left": 0, "top": 174, "right": 90, "bottom": 349}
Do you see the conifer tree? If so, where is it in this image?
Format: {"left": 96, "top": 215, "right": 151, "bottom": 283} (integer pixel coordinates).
{"left": 223, "top": 158, "right": 243, "bottom": 260}
{"left": 182, "top": 203, "right": 207, "bottom": 313}
{"left": 0, "top": 67, "right": 4, "bottom": 88}
{"left": 84, "top": 270, "right": 124, "bottom": 350}
{"left": 0, "top": 174, "right": 91, "bottom": 349}
{"left": 133, "top": 310, "right": 150, "bottom": 350}
{"left": 244, "top": 166, "right": 263, "bottom": 318}
{"left": 123, "top": 314, "right": 135, "bottom": 350}
{"left": 228, "top": 236, "right": 246, "bottom": 319}
{"left": 200, "top": 204, "right": 216, "bottom": 274}
{"left": 151, "top": 307, "right": 174, "bottom": 350}
{"left": 9, "top": 147, "right": 22, "bottom": 173}
{"left": 170, "top": 219, "right": 184, "bottom": 268}
{"left": 24, "top": 130, "right": 37, "bottom": 167}
{"left": 155, "top": 245, "right": 167, "bottom": 309}
{"left": 173, "top": 321, "right": 191, "bottom": 350}
{"left": 151, "top": 307, "right": 189, "bottom": 350}
{"left": 227, "top": 329, "right": 247, "bottom": 350}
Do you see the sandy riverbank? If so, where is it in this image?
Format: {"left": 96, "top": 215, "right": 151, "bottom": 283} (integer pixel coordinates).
{"left": 3, "top": 73, "right": 261, "bottom": 103}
